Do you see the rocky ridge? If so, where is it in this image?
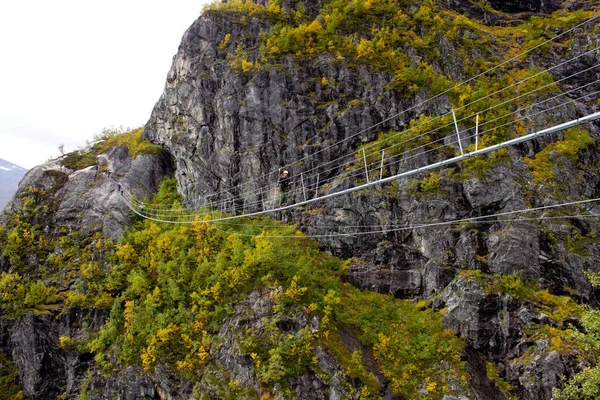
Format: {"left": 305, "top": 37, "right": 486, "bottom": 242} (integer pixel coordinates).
{"left": 0, "top": 0, "right": 599, "bottom": 399}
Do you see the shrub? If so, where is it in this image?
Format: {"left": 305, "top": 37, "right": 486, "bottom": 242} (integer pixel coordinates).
{"left": 0, "top": 352, "right": 23, "bottom": 399}
{"left": 61, "top": 127, "right": 162, "bottom": 170}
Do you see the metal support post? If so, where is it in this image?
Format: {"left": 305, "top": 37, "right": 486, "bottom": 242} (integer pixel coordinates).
{"left": 301, "top": 172, "right": 307, "bottom": 201}
{"left": 363, "top": 148, "right": 370, "bottom": 183}
{"left": 379, "top": 150, "right": 385, "bottom": 181}
{"left": 452, "top": 110, "right": 464, "bottom": 155}
{"left": 475, "top": 114, "right": 479, "bottom": 151}
{"left": 314, "top": 174, "right": 320, "bottom": 199}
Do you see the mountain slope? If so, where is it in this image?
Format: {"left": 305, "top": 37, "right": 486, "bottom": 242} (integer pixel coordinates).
{"left": 0, "top": 1, "right": 600, "bottom": 399}
{"left": 0, "top": 158, "right": 27, "bottom": 210}
{"left": 141, "top": 0, "right": 600, "bottom": 398}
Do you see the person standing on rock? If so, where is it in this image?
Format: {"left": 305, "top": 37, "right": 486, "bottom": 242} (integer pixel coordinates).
{"left": 278, "top": 169, "right": 290, "bottom": 205}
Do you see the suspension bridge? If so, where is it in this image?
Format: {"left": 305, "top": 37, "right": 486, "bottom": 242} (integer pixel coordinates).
{"left": 115, "top": 13, "right": 600, "bottom": 236}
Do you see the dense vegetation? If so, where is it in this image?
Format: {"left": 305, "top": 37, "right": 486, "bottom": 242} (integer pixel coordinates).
{"left": 0, "top": 352, "right": 23, "bottom": 400}
{"left": 549, "top": 273, "right": 600, "bottom": 400}
{"left": 1, "top": 169, "right": 599, "bottom": 398}
{"left": 0, "top": 178, "right": 469, "bottom": 398}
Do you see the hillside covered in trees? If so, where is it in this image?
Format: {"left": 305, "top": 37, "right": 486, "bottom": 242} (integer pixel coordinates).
{"left": 1, "top": 0, "right": 600, "bottom": 399}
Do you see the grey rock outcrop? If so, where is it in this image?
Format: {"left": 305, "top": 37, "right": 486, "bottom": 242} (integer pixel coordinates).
{"left": 2, "top": 145, "right": 173, "bottom": 242}
{"left": 435, "top": 275, "right": 584, "bottom": 400}
{"left": 0, "top": 309, "right": 108, "bottom": 400}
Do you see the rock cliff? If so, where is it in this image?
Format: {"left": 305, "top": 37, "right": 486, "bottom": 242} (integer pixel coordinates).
{"left": 141, "top": 0, "right": 600, "bottom": 398}
{"left": 1, "top": 0, "right": 600, "bottom": 399}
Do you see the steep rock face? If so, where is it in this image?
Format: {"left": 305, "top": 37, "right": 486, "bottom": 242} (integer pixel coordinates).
{"left": 144, "top": 15, "right": 407, "bottom": 211}
{"left": 0, "top": 310, "right": 106, "bottom": 400}
{"left": 142, "top": 1, "right": 600, "bottom": 398}
{"left": 143, "top": 2, "right": 600, "bottom": 297}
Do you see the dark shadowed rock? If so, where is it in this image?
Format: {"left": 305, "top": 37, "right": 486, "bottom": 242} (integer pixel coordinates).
{"left": 348, "top": 260, "right": 422, "bottom": 297}
{"left": 8, "top": 314, "right": 65, "bottom": 399}
{"left": 487, "top": 0, "right": 562, "bottom": 13}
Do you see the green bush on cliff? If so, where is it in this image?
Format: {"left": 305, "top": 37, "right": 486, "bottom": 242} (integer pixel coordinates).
{"left": 336, "top": 287, "right": 467, "bottom": 398}
{"left": 0, "top": 352, "right": 23, "bottom": 400}
{"left": 553, "top": 279, "right": 600, "bottom": 400}
{"left": 525, "top": 126, "right": 594, "bottom": 185}
{"left": 61, "top": 127, "right": 162, "bottom": 170}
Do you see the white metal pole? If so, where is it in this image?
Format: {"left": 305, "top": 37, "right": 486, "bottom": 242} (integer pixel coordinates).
{"left": 475, "top": 114, "right": 479, "bottom": 151}
{"left": 452, "top": 110, "right": 464, "bottom": 155}
{"left": 363, "top": 148, "right": 370, "bottom": 182}
{"left": 301, "top": 172, "right": 307, "bottom": 201}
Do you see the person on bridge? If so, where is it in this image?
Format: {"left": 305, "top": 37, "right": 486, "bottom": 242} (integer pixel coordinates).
{"left": 278, "top": 169, "right": 290, "bottom": 205}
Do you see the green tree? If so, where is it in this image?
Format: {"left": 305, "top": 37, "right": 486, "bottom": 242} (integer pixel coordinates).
{"left": 553, "top": 277, "right": 600, "bottom": 399}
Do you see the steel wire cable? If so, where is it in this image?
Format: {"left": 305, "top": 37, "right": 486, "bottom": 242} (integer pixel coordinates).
{"left": 212, "top": 213, "right": 600, "bottom": 238}
{"left": 123, "top": 196, "right": 600, "bottom": 238}
{"left": 193, "top": 45, "right": 600, "bottom": 206}
{"left": 135, "top": 73, "right": 600, "bottom": 216}
{"left": 214, "top": 82, "right": 600, "bottom": 214}
{"left": 341, "top": 86, "right": 600, "bottom": 186}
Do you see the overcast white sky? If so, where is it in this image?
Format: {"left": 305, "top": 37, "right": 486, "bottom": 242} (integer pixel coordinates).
{"left": 0, "top": 1, "right": 211, "bottom": 169}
